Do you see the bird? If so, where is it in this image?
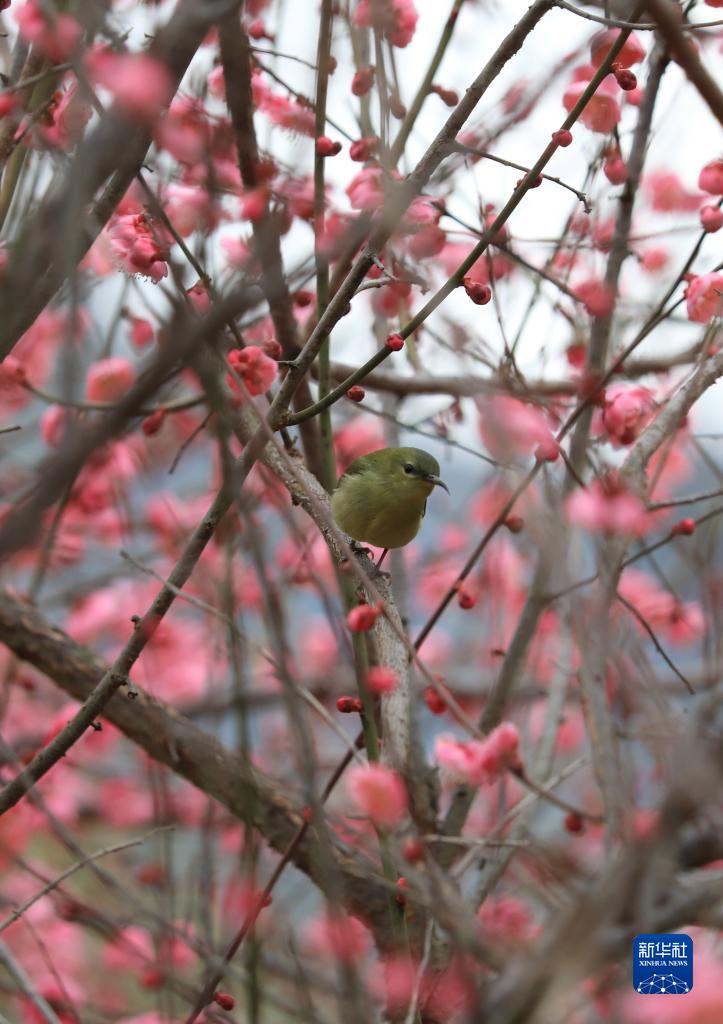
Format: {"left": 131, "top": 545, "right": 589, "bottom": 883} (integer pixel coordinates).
{"left": 331, "top": 446, "right": 449, "bottom": 567}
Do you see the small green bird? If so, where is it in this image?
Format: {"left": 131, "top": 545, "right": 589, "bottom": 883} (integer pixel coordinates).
{"left": 331, "top": 447, "right": 449, "bottom": 565}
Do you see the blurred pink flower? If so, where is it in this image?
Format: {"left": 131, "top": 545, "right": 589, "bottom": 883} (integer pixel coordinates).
{"left": 86, "top": 356, "right": 135, "bottom": 402}
{"left": 304, "top": 913, "right": 370, "bottom": 963}
{"left": 563, "top": 76, "right": 620, "bottom": 134}
{"left": 353, "top": 0, "right": 418, "bottom": 47}
{"left": 86, "top": 48, "right": 174, "bottom": 121}
{"left": 566, "top": 474, "right": 654, "bottom": 537}
{"left": 685, "top": 272, "right": 723, "bottom": 324}
{"left": 478, "top": 395, "right": 557, "bottom": 460}
{"left": 598, "top": 385, "right": 655, "bottom": 446}
{"left": 435, "top": 722, "right": 521, "bottom": 787}
{"left": 645, "top": 170, "right": 701, "bottom": 212}
{"left": 698, "top": 158, "right": 723, "bottom": 195}
{"left": 348, "top": 762, "right": 408, "bottom": 827}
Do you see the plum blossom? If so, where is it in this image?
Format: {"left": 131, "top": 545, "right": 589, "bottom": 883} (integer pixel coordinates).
{"left": 107, "top": 212, "right": 170, "bottom": 282}
{"left": 590, "top": 29, "right": 645, "bottom": 68}
{"left": 347, "top": 762, "right": 408, "bottom": 827}
{"left": 565, "top": 473, "right": 655, "bottom": 537}
{"left": 346, "top": 166, "right": 386, "bottom": 210}
{"left": 353, "top": 0, "right": 418, "bottom": 48}
{"left": 24, "top": 80, "right": 91, "bottom": 151}
{"left": 685, "top": 272, "right": 723, "bottom": 324}
{"left": 644, "top": 170, "right": 701, "bottom": 212}
{"left": 304, "top": 913, "right": 370, "bottom": 963}
{"left": 435, "top": 722, "right": 522, "bottom": 787}
{"left": 227, "top": 346, "right": 278, "bottom": 396}
{"left": 478, "top": 396, "right": 557, "bottom": 460}
{"left": 14, "top": 0, "right": 81, "bottom": 60}
{"left": 598, "top": 385, "right": 655, "bottom": 446}
{"left": 86, "top": 357, "right": 135, "bottom": 402}
{"left": 86, "top": 48, "right": 174, "bottom": 121}
{"left": 698, "top": 158, "right": 723, "bottom": 195}
{"left": 563, "top": 76, "right": 620, "bottom": 134}
{"left": 366, "top": 666, "right": 398, "bottom": 695}
{"left": 618, "top": 569, "right": 705, "bottom": 646}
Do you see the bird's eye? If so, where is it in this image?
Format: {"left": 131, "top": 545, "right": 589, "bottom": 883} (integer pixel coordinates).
{"left": 404, "top": 463, "right": 415, "bottom": 474}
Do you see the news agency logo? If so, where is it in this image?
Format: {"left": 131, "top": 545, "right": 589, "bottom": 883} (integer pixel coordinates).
{"left": 633, "top": 934, "right": 693, "bottom": 994}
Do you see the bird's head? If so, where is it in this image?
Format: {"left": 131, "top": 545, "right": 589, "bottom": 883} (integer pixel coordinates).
{"left": 387, "top": 447, "right": 450, "bottom": 498}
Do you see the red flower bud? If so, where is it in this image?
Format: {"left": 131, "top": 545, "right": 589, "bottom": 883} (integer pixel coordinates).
{"left": 316, "top": 135, "right": 342, "bottom": 157}
{"left": 141, "top": 409, "right": 165, "bottom": 436}
{"left": 336, "top": 695, "right": 364, "bottom": 713}
{"left": 402, "top": 837, "right": 424, "bottom": 864}
{"left": 613, "top": 66, "right": 637, "bottom": 91}
{"left": 347, "top": 601, "right": 383, "bottom": 631}
{"left": 671, "top": 518, "right": 695, "bottom": 536}
{"left": 385, "top": 332, "right": 404, "bottom": 351}
{"left": 457, "top": 589, "right": 476, "bottom": 610}
{"left": 349, "top": 136, "right": 379, "bottom": 162}
{"left": 504, "top": 514, "right": 524, "bottom": 534}
{"left": 552, "top": 129, "right": 573, "bottom": 147}
{"left": 352, "top": 66, "right": 375, "bottom": 97}
{"left": 214, "top": 992, "right": 236, "bottom": 1011}
{"left": 389, "top": 94, "right": 406, "bottom": 119}
{"left": 462, "top": 277, "right": 491, "bottom": 305}
{"left": 424, "top": 685, "right": 447, "bottom": 715}
{"left": 431, "top": 84, "right": 458, "bottom": 106}
{"left": 395, "top": 877, "right": 409, "bottom": 905}
{"left": 346, "top": 385, "right": 365, "bottom": 403}
{"left": 700, "top": 205, "right": 723, "bottom": 234}
{"left": 564, "top": 812, "right": 585, "bottom": 834}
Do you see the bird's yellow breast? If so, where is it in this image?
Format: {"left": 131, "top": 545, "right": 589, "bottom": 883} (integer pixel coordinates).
{"left": 331, "top": 469, "right": 432, "bottom": 549}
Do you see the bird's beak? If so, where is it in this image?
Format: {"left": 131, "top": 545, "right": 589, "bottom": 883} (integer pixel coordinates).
{"left": 427, "top": 474, "right": 450, "bottom": 494}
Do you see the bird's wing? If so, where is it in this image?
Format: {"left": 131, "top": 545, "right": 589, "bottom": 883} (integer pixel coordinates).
{"left": 336, "top": 460, "right": 369, "bottom": 487}
{"left": 421, "top": 499, "right": 428, "bottom": 519}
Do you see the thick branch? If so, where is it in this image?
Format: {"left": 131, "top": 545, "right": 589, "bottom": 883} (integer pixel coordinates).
{"left": 0, "top": 590, "right": 395, "bottom": 940}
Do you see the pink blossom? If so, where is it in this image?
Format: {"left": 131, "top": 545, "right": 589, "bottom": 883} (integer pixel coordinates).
{"left": 155, "top": 95, "right": 210, "bottom": 164}
{"left": 347, "top": 602, "right": 383, "bottom": 631}
{"left": 590, "top": 29, "right": 645, "bottom": 68}
{"left": 14, "top": 1, "right": 81, "bottom": 61}
{"left": 165, "top": 184, "right": 220, "bottom": 237}
{"left": 478, "top": 396, "right": 557, "bottom": 460}
{"left": 239, "top": 186, "right": 269, "bottom": 222}
{"left": 346, "top": 166, "right": 386, "bottom": 210}
{"left": 575, "top": 276, "right": 615, "bottom": 316}
{"left": 86, "top": 357, "right": 135, "bottom": 402}
{"left": 618, "top": 568, "right": 705, "bottom": 646}
{"left": 366, "top": 666, "right": 398, "bottom": 695}
{"left": 685, "top": 272, "right": 723, "bottom": 323}
{"left": 435, "top": 722, "right": 521, "bottom": 787}
{"left": 644, "top": 170, "right": 701, "bottom": 212}
{"left": 347, "top": 762, "right": 408, "bottom": 827}
{"left": 25, "top": 80, "right": 91, "bottom": 151}
{"left": 221, "top": 235, "right": 254, "bottom": 271}
{"left": 129, "top": 316, "right": 154, "bottom": 348}
{"left": 563, "top": 76, "right": 620, "bottom": 134}
{"left": 86, "top": 49, "right": 174, "bottom": 121}
{"left": 40, "top": 405, "right": 68, "bottom": 447}
{"left": 477, "top": 896, "right": 537, "bottom": 944}
{"left": 640, "top": 246, "right": 669, "bottom": 273}
{"left": 598, "top": 385, "right": 655, "bottom": 446}
{"left": 353, "top": 0, "right": 418, "bottom": 48}
{"left": 227, "top": 345, "right": 278, "bottom": 396}
{"left": 304, "top": 913, "right": 370, "bottom": 963}
{"left": 699, "top": 158, "right": 723, "bottom": 195}
{"left": 565, "top": 474, "right": 655, "bottom": 537}
{"left": 108, "top": 212, "right": 170, "bottom": 282}
{"left": 437, "top": 241, "right": 515, "bottom": 287}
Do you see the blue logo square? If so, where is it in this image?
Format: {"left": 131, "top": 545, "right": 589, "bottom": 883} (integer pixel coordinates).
{"left": 633, "top": 933, "right": 693, "bottom": 994}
